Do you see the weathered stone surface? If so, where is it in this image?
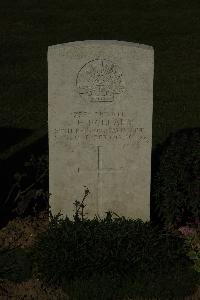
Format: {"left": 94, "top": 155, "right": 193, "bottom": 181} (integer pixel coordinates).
{"left": 48, "top": 40, "right": 154, "bottom": 220}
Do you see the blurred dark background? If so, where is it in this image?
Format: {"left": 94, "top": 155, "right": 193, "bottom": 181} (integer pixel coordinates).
{"left": 0, "top": 0, "right": 199, "bottom": 144}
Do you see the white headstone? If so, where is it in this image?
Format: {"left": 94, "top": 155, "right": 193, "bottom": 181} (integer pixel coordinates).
{"left": 48, "top": 40, "right": 154, "bottom": 221}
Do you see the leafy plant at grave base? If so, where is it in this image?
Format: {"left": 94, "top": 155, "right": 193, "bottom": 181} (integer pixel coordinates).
{"left": 31, "top": 211, "right": 199, "bottom": 299}
{"left": 152, "top": 128, "right": 200, "bottom": 227}
{"left": 0, "top": 247, "right": 32, "bottom": 283}
{"left": 4, "top": 153, "right": 49, "bottom": 217}
{"left": 73, "top": 186, "right": 90, "bottom": 221}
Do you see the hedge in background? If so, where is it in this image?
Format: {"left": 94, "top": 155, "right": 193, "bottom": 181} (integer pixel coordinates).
{"left": 31, "top": 213, "right": 199, "bottom": 299}
{"left": 152, "top": 128, "right": 200, "bottom": 226}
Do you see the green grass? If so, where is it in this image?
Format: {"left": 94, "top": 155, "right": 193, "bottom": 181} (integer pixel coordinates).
{"left": 0, "top": 0, "right": 200, "bottom": 146}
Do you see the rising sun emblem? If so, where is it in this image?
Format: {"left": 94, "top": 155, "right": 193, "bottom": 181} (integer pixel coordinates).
{"left": 76, "top": 59, "right": 126, "bottom": 102}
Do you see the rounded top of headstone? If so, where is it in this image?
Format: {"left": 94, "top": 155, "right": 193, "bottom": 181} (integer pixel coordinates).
{"left": 48, "top": 40, "right": 154, "bottom": 53}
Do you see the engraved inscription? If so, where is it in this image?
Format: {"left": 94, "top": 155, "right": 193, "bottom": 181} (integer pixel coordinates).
{"left": 76, "top": 59, "right": 126, "bottom": 102}
{"left": 53, "top": 111, "right": 150, "bottom": 146}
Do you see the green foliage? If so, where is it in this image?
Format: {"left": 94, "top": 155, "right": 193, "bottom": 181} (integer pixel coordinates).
{"left": 152, "top": 128, "right": 200, "bottom": 226}
{"left": 65, "top": 270, "right": 198, "bottom": 300}
{"left": 65, "top": 274, "right": 128, "bottom": 300}
{"left": 0, "top": 247, "right": 32, "bottom": 282}
{"left": 31, "top": 213, "right": 199, "bottom": 299}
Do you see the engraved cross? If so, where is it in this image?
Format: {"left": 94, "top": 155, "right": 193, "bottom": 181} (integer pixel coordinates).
{"left": 96, "top": 145, "right": 124, "bottom": 213}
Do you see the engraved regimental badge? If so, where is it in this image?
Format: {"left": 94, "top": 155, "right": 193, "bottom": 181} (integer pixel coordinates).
{"left": 76, "top": 59, "right": 126, "bottom": 102}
